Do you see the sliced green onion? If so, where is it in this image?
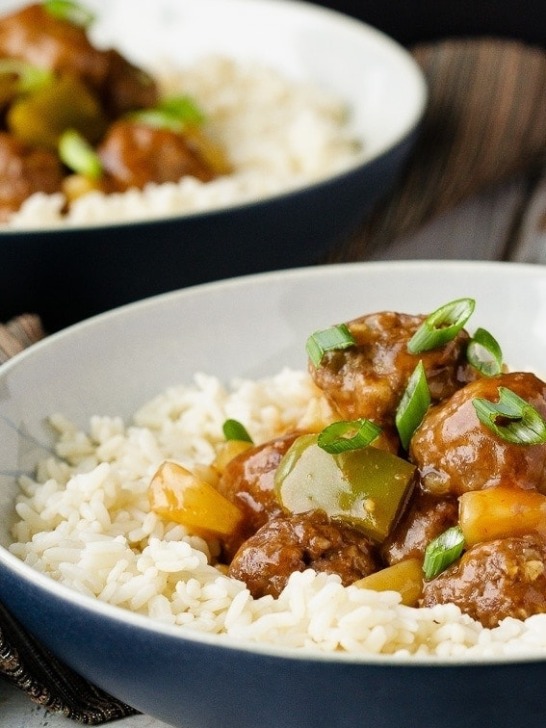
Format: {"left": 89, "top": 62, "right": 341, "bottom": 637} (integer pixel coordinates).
{"left": 158, "top": 96, "right": 206, "bottom": 125}
{"left": 222, "top": 419, "right": 253, "bottom": 443}
{"left": 129, "top": 95, "right": 206, "bottom": 132}
{"left": 128, "top": 109, "right": 184, "bottom": 133}
{"left": 395, "top": 361, "right": 431, "bottom": 450}
{"left": 0, "top": 59, "right": 54, "bottom": 94}
{"left": 423, "top": 525, "right": 465, "bottom": 580}
{"left": 467, "top": 327, "right": 503, "bottom": 376}
{"left": 472, "top": 386, "right": 546, "bottom": 445}
{"left": 58, "top": 129, "right": 103, "bottom": 179}
{"left": 317, "top": 418, "right": 382, "bottom": 454}
{"left": 408, "top": 298, "right": 476, "bottom": 354}
{"left": 306, "top": 323, "right": 356, "bottom": 367}
{"left": 43, "top": 0, "right": 95, "bottom": 28}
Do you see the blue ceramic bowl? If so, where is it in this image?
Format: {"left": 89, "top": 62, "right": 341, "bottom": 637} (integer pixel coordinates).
{"left": 1, "top": 261, "right": 546, "bottom": 728}
{"left": 0, "top": 0, "right": 426, "bottom": 332}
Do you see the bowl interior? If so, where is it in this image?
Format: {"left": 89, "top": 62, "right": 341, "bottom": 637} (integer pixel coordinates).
{"left": 87, "top": 0, "right": 427, "bottom": 162}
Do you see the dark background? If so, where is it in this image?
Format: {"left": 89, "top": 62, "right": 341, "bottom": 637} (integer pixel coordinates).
{"left": 311, "top": 1, "right": 546, "bottom": 48}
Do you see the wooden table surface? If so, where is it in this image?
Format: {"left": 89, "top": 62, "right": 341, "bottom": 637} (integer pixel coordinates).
{"left": 370, "top": 172, "right": 546, "bottom": 265}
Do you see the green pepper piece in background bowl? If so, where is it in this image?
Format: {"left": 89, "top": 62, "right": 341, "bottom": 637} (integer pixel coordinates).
{"left": 7, "top": 72, "right": 106, "bottom": 151}
{"left": 274, "top": 434, "right": 416, "bottom": 542}
{"left": 0, "top": 59, "right": 55, "bottom": 109}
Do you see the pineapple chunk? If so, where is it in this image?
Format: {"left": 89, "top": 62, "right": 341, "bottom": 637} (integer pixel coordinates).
{"left": 459, "top": 486, "right": 546, "bottom": 546}
{"left": 353, "top": 558, "right": 423, "bottom": 606}
{"left": 149, "top": 460, "right": 243, "bottom": 537}
{"left": 213, "top": 440, "right": 253, "bottom": 472}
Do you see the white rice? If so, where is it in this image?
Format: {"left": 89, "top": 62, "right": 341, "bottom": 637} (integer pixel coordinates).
{"left": 6, "top": 56, "right": 363, "bottom": 229}
{"left": 10, "top": 367, "right": 546, "bottom": 659}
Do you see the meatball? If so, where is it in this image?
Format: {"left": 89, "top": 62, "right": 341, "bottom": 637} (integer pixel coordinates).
{"left": 215, "top": 432, "right": 299, "bottom": 558}
{"left": 98, "top": 49, "right": 158, "bottom": 118}
{"left": 228, "top": 510, "right": 379, "bottom": 598}
{"left": 410, "top": 371, "right": 546, "bottom": 497}
{"left": 0, "top": 131, "right": 63, "bottom": 219}
{"left": 420, "top": 534, "right": 546, "bottom": 627}
{"left": 381, "top": 490, "right": 458, "bottom": 566}
{"left": 98, "top": 121, "right": 218, "bottom": 190}
{"left": 309, "top": 311, "right": 476, "bottom": 428}
{"left": 0, "top": 3, "right": 110, "bottom": 91}
{"left": 0, "top": 4, "right": 158, "bottom": 116}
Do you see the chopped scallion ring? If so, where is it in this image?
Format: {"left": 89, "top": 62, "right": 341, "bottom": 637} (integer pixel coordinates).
{"left": 158, "top": 96, "right": 206, "bottom": 125}
{"left": 408, "top": 298, "right": 476, "bottom": 354}
{"left": 395, "top": 361, "right": 431, "bottom": 450}
{"left": 58, "top": 129, "right": 103, "bottom": 180}
{"left": 129, "top": 109, "right": 184, "bottom": 133}
{"left": 129, "top": 95, "right": 206, "bottom": 131}
{"left": 472, "top": 386, "right": 546, "bottom": 444}
{"left": 222, "top": 419, "right": 253, "bottom": 443}
{"left": 306, "top": 323, "right": 356, "bottom": 367}
{"left": 43, "top": 0, "right": 95, "bottom": 28}
{"left": 423, "top": 526, "right": 465, "bottom": 580}
{"left": 467, "top": 327, "right": 503, "bottom": 376}
{"left": 0, "top": 59, "right": 53, "bottom": 94}
{"left": 317, "top": 418, "right": 382, "bottom": 454}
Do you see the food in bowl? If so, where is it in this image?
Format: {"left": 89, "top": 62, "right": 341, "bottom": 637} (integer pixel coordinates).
{"left": 10, "top": 294, "right": 546, "bottom": 659}
{"left": 0, "top": 0, "right": 362, "bottom": 226}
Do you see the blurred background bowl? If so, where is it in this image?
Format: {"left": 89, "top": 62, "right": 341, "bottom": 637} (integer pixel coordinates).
{"left": 1, "top": 260, "right": 546, "bottom": 728}
{"left": 0, "top": 0, "right": 426, "bottom": 332}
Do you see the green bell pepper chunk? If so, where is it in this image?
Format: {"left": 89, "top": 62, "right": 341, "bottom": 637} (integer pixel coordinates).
{"left": 7, "top": 72, "right": 106, "bottom": 151}
{"left": 274, "top": 434, "right": 416, "bottom": 543}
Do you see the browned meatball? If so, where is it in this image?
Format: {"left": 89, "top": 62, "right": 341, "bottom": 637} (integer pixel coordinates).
{"left": 309, "top": 311, "right": 476, "bottom": 429}
{"left": 0, "top": 3, "right": 109, "bottom": 91}
{"left": 0, "top": 131, "right": 63, "bottom": 219}
{"left": 98, "top": 49, "right": 158, "bottom": 118}
{"left": 410, "top": 371, "right": 546, "bottom": 497}
{"left": 98, "top": 121, "right": 218, "bottom": 191}
{"left": 381, "top": 490, "right": 458, "bottom": 566}
{"left": 0, "top": 4, "right": 158, "bottom": 116}
{"left": 216, "top": 432, "right": 300, "bottom": 558}
{"left": 228, "top": 510, "right": 379, "bottom": 598}
{"left": 420, "top": 534, "right": 546, "bottom": 627}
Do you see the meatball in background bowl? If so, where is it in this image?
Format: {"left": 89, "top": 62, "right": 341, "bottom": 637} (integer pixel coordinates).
{"left": 2, "top": 260, "right": 546, "bottom": 728}
{"left": 0, "top": 0, "right": 426, "bottom": 332}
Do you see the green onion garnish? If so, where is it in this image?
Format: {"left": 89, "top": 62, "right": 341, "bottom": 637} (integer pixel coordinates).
{"left": 222, "top": 419, "right": 253, "bottom": 443}
{"left": 158, "top": 96, "right": 206, "bottom": 125}
{"left": 317, "top": 418, "right": 382, "bottom": 454}
{"left": 395, "top": 361, "right": 431, "bottom": 450}
{"left": 466, "top": 327, "right": 503, "bottom": 376}
{"left": 408, "top": 298, "right": 476, "bottom": 354}
{"left": 306, "top": 323, "right": 356, "bottom": 367}
{"left": 129, "top": 95, "right": 206, "bottom": 132}
{"left": 0, "top": 59, "right": 54, "bottom": 94}
{"left": 43, "top": 0, "right": 95, "bottom": 28}
{"left": 472, "top": 386, "right": 546, "bottom": 445}
{"left": 423, "top": 526, "right": 465, "bottom": 580}
{"left": 58, "top": 129, "right": 103, "bottom": 179}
